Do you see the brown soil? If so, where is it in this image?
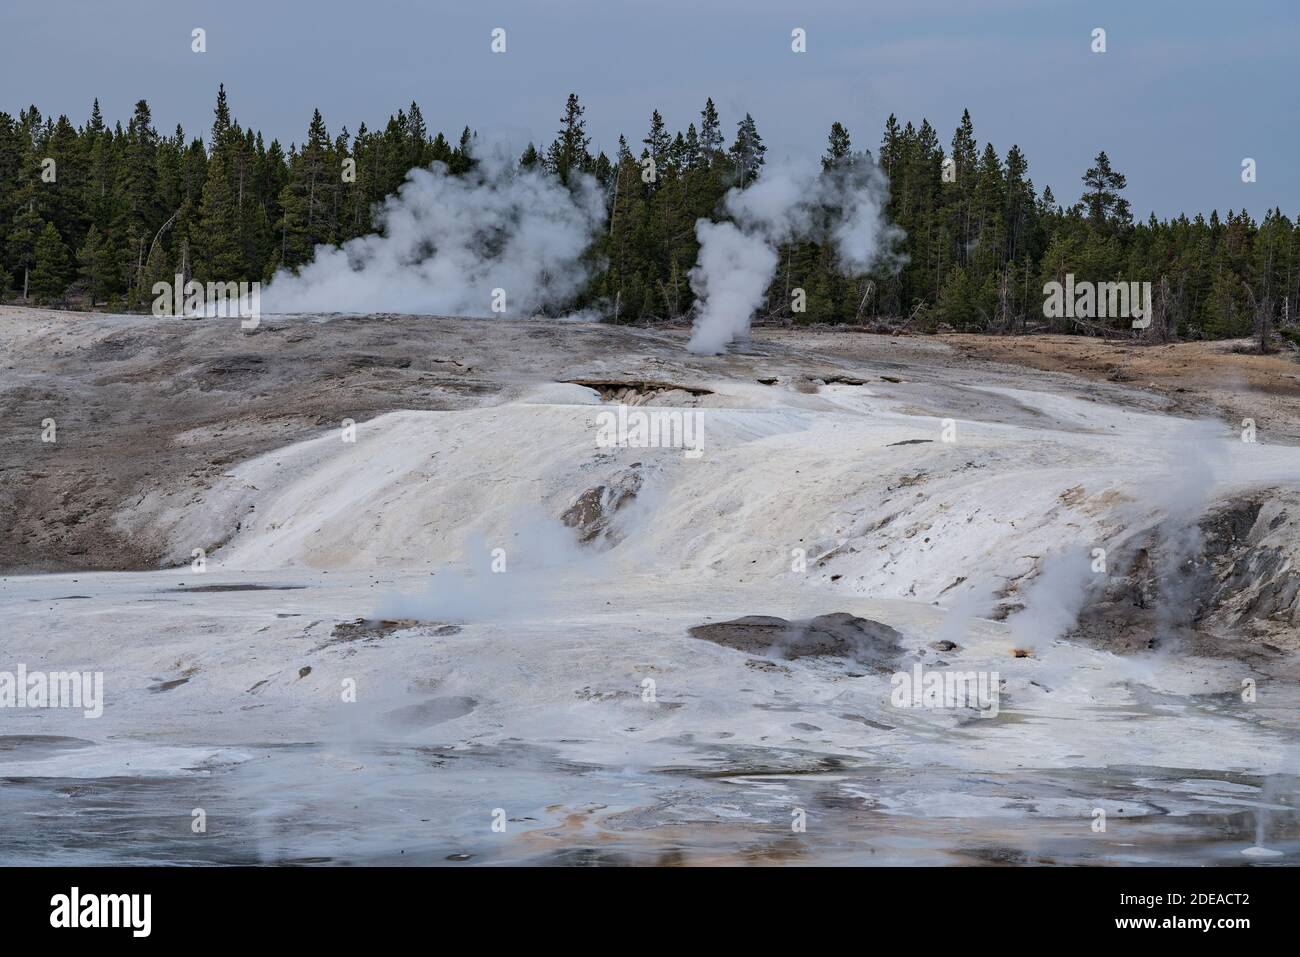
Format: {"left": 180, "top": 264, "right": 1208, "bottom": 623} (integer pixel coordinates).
{"left": 939, "top": 333, "right": 1300, "bottom": 443}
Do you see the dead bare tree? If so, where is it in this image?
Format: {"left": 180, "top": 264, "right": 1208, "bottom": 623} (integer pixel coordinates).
{"left": 995, "top": 266, "right": 1012, "bottom": 333}
{"left": 1142, "top": 275, "right": 1174, "bottom": 344}
{"left": 900, "top": 300, "right": 927, "bottom": 330}
{"left": 1242, "top": 282, "right": 1275, "bottom": 354}
{"left": 853, "top": 280, "right": 875, "bottom": 324}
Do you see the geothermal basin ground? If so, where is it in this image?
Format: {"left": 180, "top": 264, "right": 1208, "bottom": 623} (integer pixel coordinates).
{"left": 2, "top": 306, "right": 1299, "bottom": 865}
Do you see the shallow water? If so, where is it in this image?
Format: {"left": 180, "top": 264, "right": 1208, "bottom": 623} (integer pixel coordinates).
{"left": 4, "top": 564, "right": 1299, "bottom": 866}
{"left": 3, "top": 735, "right": 1296, "bottom": 866}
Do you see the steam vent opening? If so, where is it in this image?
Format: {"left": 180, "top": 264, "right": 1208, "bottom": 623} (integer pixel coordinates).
{"left": 563, "top": 378, "right": 714, "bottom": 405}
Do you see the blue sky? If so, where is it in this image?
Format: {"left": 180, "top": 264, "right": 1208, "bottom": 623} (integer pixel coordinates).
{"left": 2, "top": 0, "right": 1295, "bottom": 220}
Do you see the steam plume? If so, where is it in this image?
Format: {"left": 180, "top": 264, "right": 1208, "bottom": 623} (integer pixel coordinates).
{"left": 687, "top": 160, "right": 901, "bottom": 354}
{"left": 263, "top": 148, "right": 605, "bottom": 317}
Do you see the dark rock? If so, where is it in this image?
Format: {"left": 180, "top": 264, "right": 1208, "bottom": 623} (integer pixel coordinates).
{"left": 562, "top": 467, "right": 642, "bottom": 544}
{"left": 689, "top": 612, "right": 904, "bottom": 670}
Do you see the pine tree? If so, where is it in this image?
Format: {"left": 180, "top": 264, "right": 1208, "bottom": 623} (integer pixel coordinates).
{"left": 407, "top": 101, "right": 428, "bottom": 169}
{"left": 7, "top": 202, "right": 42, "bottom": 301}
{"left": 87, "top": 99, "right": 104, "bottom": 137}
{"left": 683, "top": 124, "right": 701, "bottom": 171}
{"left": 823, "top": 122, "right": 852, "bottom": 171}
{"left": 77, "top": 223, "right": 110, "bottom": 303}
{"left": 948, "top": 109, "right": 979, "bottom": 263}
{"left": 0, "top": 92, "right": 1296, "bottom": 343}
{"left": 1081, "top": 151, "right": 1131, "bottom": 230}
{"left": 729, "top": 114, "right": 766, "bottom": 187}
{"left": 549, "top": 93, "right": 591, "bottom": 185}
{"left": 591, "top": 151, "right": 613, "bottom": 188}
{"left": 114, "top": 100, "right": 160, "bottom": 292}
{"left": 301, "top": 108, "right": 334, "bottom": 240}
{"left": 275, "top": 173, "right": 309, "bottom": 268}
{"left": 30, "top": 221, "right": 71, "bottom": 301}
{"left": 698, "top": 98, "right": 723, "bottom": 164}
{"left": 428, "top": 131, "right": 452, "bottom": 166}
{"left": 1003, "top": 144, "right": 1034, "bottom": 262}
{"left": 879, "top": 114, "right": 902, "bottom": 177}
{"left": 450, "top": 126, "right": 475, "bottom": 174}
{"left": 0, "top": 112, "right": 27, "bottom": 259}
{"left": 211, "top": 83, "right": 233, "bottom": 156}
{"left": 643, "top": 109, "right": 671, "bottom": 183}
{"left": 45, "top": 114, "right": 87, "bottom": 249}
{"left": 140, "top": 239, "right": 173, "bottom": 306}
{"left": 192, "top": 157, "right": 243, "bottom": 281}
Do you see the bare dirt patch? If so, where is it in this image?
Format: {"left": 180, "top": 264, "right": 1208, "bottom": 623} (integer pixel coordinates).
{"left": 941, "top": 334, "right": 1300, "bottom": 443}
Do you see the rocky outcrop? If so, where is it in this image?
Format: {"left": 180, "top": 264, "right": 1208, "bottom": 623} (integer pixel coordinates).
{"left": 1075, "top": 489, "right": 1300, "bottom": 654}
{"left": 689, "top": 613, "right": 904, "bottom": 670}
{"left": 561, "top": 466, "right": 644, "bottom": 545}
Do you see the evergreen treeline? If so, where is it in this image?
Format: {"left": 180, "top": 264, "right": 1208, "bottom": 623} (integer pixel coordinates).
{"left": 2, "top": 88, "right": 1297, "bottom": 342}
{"left": 0, "top": 86, "right": 474, "bottom": 310}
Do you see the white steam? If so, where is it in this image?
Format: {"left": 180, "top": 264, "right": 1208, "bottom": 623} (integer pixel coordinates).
{"left": 1007, "top": 419, "right": 1236, "bottom": 657}
{"left": 933, "top": 576, "right": 1001, "bottom": 649}
{"left": 378, "top": 511, "right": 595, "bottom": 622}
{"left": 262, "top": 148, "right": 605, "bottom": 317}
{"left": 687, "top": 160, "right": 900, "bottom": 355}
{"left": 1008, "top": 549, "right": 1097, "bottom": 653}
{"left": 687, "top": 221, "right": 779, "bottom": 354}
